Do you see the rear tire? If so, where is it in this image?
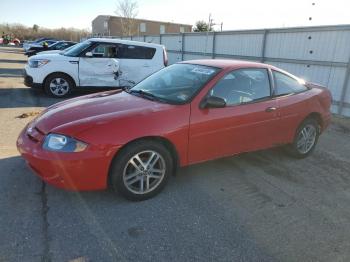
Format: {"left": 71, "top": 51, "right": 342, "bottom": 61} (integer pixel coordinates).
{"left": 110, "top": 140, "right": 173, "bottom": 201}
{"left": 287, "top": 118, "right": 320, "bottom": 159}
{"left": 44, "top": 73, "right": 74, "bottom": 98}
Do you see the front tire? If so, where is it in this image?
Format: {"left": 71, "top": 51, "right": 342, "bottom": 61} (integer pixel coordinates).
{"left": 44, "top": 73, "right": 74, "bottom": 98}
{"left": 287, "top": 118, "right": 320, "bottom": 158}
{"left": 110, "top": 140, "right": 173, "bottom": 201}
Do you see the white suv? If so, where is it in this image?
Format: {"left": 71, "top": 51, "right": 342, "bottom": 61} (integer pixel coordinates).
{"left": 24, "top": 38, "right": 168, "bottom": 97}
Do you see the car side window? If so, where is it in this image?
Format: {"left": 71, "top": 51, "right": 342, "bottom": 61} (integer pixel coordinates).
{"left": 46, "top": 40, "right": 56, "bottom": 45}
{"left": 56, "top": 42, "right": 67, "bottom": 50}
{"left": 273, "top": 70, "right": 307, "bottom": 96}
{"left": 116, "top": 44, "right": 156, "bottom": 59}
{"left": 210, "top": 68, "right": 271, "bottom": 106}
{"left": 90, "top": 44, "right": 118, "bottom": 58}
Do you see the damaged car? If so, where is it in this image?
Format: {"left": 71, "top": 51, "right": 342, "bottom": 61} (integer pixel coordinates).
{"left": 24, "top": 38, "right": 168, "bottom": 97}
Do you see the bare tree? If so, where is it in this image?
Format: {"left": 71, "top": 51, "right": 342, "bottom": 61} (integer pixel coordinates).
{"left": 115, "top": 0, "right": 138, "bottom": 36}
{"left": 32, "top": 24, "right": 39, "bottom": 32}
{"left": 0, "top": 23, "right": 90, "bottom": 41}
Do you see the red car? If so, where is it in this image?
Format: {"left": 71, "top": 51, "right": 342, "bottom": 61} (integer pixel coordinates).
{"left": 17, "top": 60, "right": 332, "bottom": 201}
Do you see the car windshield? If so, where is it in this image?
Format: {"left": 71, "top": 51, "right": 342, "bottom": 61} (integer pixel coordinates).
{"left": 62, "top": 41, "right": 91, "bottom": 57}
{"left": 49, "top": 42, "right": 59, "bottom": 48}
{"left": 130, "top": 63, "right": 220, "bottom": 104}
{"left": 58, "top": 45, "right": 75, "bottom": 53}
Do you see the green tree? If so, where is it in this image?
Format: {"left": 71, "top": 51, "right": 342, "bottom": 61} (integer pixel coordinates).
{"left": 193, "top": 20, "right": 213, "bottom": 32}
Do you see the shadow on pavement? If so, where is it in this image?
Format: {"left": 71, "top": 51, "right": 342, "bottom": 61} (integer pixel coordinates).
{"left": 0, "top": 68, "right": 24, "bottom": 77}
{"left": 0, "top": 49, "right": 24, "bottom": 54}
{"left": 0, "top": 59, "right": 27, "bottom": 64}
{"left": 0, "top": 87, "right": 118, "bottom": 108}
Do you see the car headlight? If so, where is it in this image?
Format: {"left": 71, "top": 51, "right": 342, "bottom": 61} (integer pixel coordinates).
{"left": 43, "top": 134, "right": 88, "bottom": 152}
{"left": 28, "top": 59, "right": 50, "bottom": 68}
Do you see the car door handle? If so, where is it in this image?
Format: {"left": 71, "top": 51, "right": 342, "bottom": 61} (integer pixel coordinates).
{"left": 143, "top": 64, "right": 150, "bottom": 67}
{"left": 265, "top": 107, "right": 277, "bottom": 112}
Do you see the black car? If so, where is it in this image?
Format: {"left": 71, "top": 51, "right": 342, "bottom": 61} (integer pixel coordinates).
{"left": 25, "top": 41, "right": 77, "bottom": 57}
{"left": 27, "top": 37, "right": 58, "bottom": 44}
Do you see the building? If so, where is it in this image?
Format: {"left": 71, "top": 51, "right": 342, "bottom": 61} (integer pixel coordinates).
{"left": 92, "top": 15, "right": 192, "bottom": 36}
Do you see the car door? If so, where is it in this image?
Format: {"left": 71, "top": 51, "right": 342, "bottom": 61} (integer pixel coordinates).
{"left": 188, "top": 68, "right": 281, "bottom": 164}
{"left": 116, "top": 44, "right": 157, "bottom": 87}
{"left": 79, "top": 43, "right": 119, "bottom": 87}
{"left": 271, "top": 70, "right": 311, "bottom": 143}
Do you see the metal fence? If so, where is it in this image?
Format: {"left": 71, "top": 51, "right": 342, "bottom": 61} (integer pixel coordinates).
{"left": 105, "top": 24, "right": 350, "bottom": 117}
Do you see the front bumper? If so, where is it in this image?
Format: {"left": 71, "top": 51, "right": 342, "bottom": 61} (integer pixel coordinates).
{"left": 24, "top": 71, "right": 42, "bottom": 88}
{"left": 16, "top": 123, "right": 115, "bottom": 191}
{"left": 25, "top": 51, "right": 36, "bottom": 57}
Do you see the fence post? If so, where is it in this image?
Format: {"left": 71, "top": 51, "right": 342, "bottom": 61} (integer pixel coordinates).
{"left": 261, "top": 29, "right": 268, "bottom": 63}
{"left": 212, "top": 32, "right": 216, "bottom": 59}
{"left": 181, "top": 33, "right": 185, "bottom": 61}
{"left": 160, "top": 34, "right": 162, "bottom": 45}
{"left": 338, "top": 56, "right": 350, "bottom": 115}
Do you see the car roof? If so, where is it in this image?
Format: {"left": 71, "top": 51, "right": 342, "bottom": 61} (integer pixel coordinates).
{"left": 54, "top": 40, "right": 76, "bottom": 44}
{"left": 181, "top": 59, "right": 306, "bottom": 82}
{"left": 180, "top": 59, "right": 273, "bottom": 70}
{"left": 88, "top": 38, "right": 164, "bottom": 48}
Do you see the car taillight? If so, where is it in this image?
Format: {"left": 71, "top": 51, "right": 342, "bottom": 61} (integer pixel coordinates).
{"left": 163, "top": 48, "right": 168, "bottom": 67}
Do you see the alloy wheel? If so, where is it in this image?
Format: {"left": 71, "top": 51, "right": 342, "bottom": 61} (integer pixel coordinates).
{"left": 49, "top": 78, "right": 69, "bottom": 96}
{"left": 296, "top": 124, "right": 317, "bottom": 154}
{"left": 122, "top": 150, "right": 166, "bottom": 194}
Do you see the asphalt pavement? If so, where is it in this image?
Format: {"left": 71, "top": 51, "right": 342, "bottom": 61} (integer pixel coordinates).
{"left": 1, "top": 46, "right": 350, "bottom": 262}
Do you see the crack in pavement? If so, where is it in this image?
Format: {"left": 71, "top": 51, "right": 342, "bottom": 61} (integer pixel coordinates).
{"left": 40, "top": 182, "right": 51, "bottom": 262}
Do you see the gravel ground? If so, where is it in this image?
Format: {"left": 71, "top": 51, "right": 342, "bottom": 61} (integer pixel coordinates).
{"left": 1, "top": 46, "right": 350, "bottom": 262}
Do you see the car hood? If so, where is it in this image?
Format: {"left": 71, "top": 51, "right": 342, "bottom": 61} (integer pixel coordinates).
{"left": 34, "top": 90, "right": 172, "bottom": 135}
{"left": 38, "top": 50, "right": 62, "bottom": 55}
{"left": 29, "top": 52, "right": 73, "bottom": 61}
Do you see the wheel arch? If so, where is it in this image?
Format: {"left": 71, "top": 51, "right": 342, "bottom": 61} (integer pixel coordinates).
{"left": 43, "top": 72, "right": 77, "bottom": 88}
{"left": 291, "top": 112, "right": 323, "bottom": 142}
{"left": 304, "top": 112, "right": 323, "bottom": 131}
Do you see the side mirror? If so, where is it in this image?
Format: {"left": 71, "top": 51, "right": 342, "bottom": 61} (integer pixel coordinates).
{"left": 85, "top": 51, "right": 93, "bottom": 57}
{"left": 200, "top": 96, "right": 226, "bottom": 109}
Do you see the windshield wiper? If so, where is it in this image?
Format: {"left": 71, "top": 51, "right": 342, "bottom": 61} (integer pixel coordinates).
{"left": 129, "top": 89, "right": 161, "bottom": 101}
{"left": 120, "top": 86, "right": 131, "bottom": 92}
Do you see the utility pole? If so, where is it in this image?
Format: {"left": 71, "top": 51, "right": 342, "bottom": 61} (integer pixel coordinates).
{"left": 204, "top": 13, "right": 212, "bottom": 55}
{"left": 208, "top": 13, "right": 212, "bottom": 31}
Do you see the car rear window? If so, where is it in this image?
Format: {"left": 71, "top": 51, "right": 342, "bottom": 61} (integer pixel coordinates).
{"left": 272, "top": 70, "right": 307, "bottom": 96}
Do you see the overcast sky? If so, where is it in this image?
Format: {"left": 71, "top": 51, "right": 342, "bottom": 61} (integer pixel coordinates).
{"left": 1, "top": 0, "right": 349, "bottom": 30}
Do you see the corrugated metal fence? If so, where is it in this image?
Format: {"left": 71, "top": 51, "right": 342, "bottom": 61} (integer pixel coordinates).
{"left": 106, "top": 24, "right": 350, "bottom": 117}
